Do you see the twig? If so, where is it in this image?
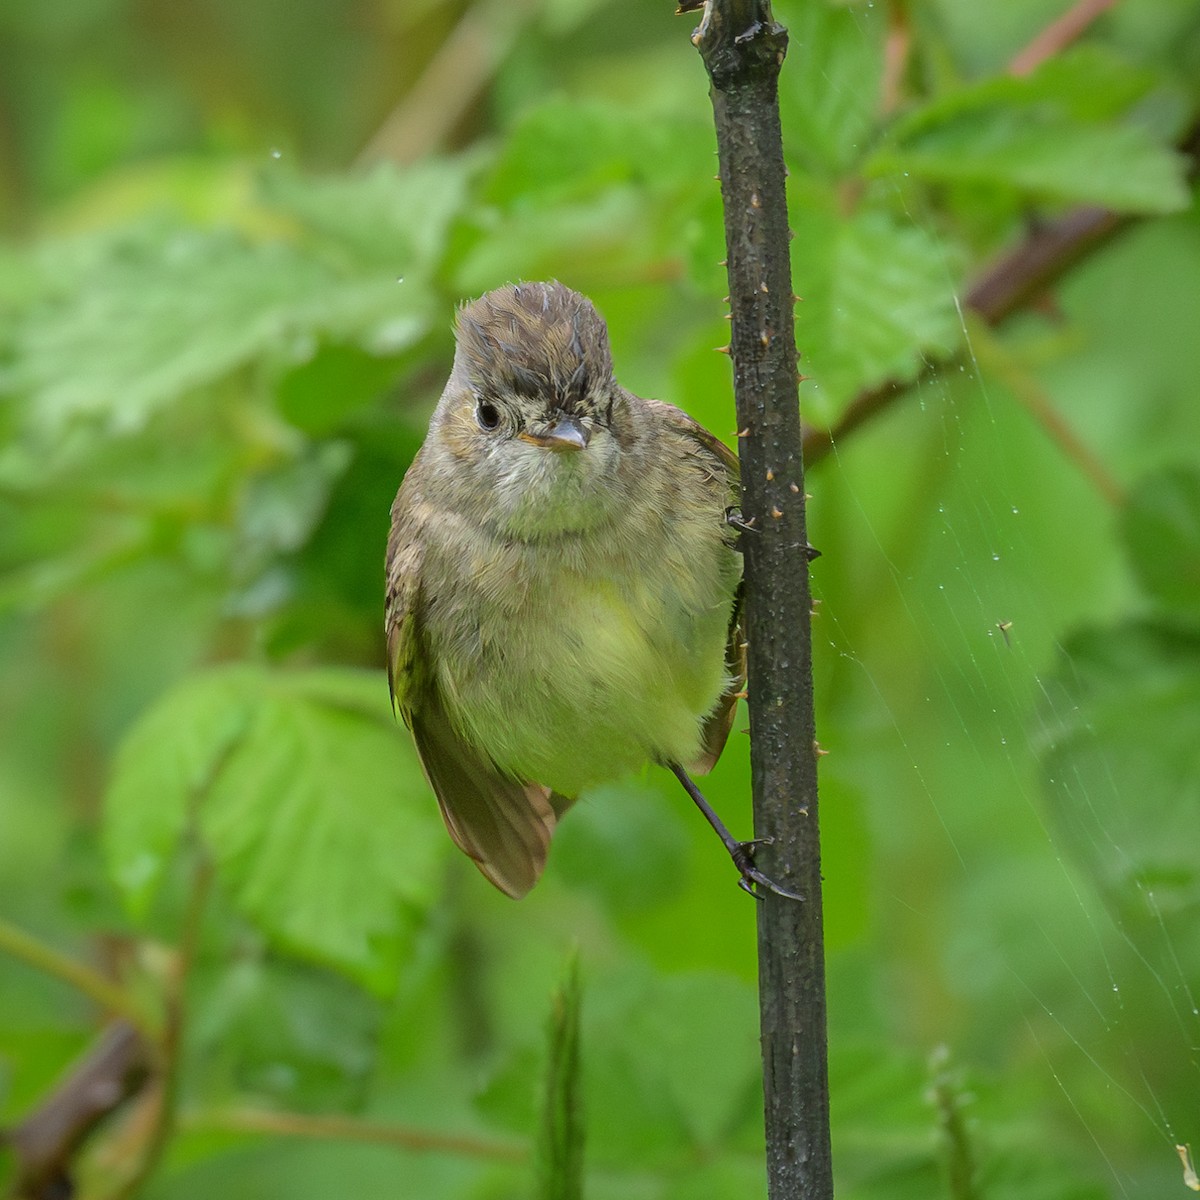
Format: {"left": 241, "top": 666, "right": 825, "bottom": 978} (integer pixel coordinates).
{"left": 965, "top": 317, "right": 1126, "bottom": 507}
{"left": 4, "top": 1022, "right": 152, "bottom": 1200}
{"left": 801, "top": 205, "right": 1127, "bottom": 467}
{"left": 107, "top": 851, "right": 212, "bottom": 1200}
{"left": 880, "top": 1, "right": 912, "bottom": 117}
{"left": 688, "top": 3, "right": 832, "bottom": 1199}
{"left": 356, "top": 0, "right": 536, "bottom": 165}
{"left": 0, "top": 917, "right": 156, "bottom": 1042}
{"left": 186, "top": 1109, "right": 528, "bottom": 1163}
{"left": 801, "top": 100, "right": 1200, "bottom": 473}
{"left": 1009, "top": 0, "right": 1118, "bottom": 77}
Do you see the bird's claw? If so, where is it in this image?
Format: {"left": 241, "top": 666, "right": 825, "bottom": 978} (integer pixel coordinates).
{"left": 725, "top": 507, "right": 758, "bottom": 540}
{"left": 730, "top": 839, "right": 804, "bottom": 902}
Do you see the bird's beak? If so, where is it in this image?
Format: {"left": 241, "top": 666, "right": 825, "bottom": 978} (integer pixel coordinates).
{"left": 518, "top": 414, "right": 590, "bottom": 453}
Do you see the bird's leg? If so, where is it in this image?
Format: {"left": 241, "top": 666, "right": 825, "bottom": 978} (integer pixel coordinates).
{"left": 724, "top": 507, "right": 758, "bottom": 542}
{"left": 724, "top": 507, "right": 821, "bottom": 561}
{"left": 667, "top": 762, "right": 803, "bottom": 901}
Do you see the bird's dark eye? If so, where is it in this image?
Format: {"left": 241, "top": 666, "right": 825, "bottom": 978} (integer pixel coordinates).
{"left": 476, "top": 401, "right": 501, "bottom": 431}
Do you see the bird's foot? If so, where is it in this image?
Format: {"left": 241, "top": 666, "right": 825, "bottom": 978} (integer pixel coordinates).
{"left": 729, "top": 838, "right": 804, "bottom": 902}
{"left": 725, "top": 507, "right": 758, "bottom": 543}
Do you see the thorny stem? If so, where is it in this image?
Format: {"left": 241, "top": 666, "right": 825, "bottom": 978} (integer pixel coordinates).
{"left": 689, "top": 2, "right": 833, "bottom": 1198}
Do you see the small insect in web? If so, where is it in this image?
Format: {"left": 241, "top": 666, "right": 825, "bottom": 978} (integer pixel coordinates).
{"left": 995, "top": 620, "right": 1013, "bottom": 647}
{"left": 1177, "top": 1144, "right": 1200, "bottom": 1192}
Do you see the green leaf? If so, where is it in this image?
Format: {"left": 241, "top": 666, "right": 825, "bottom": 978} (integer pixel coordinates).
{"left": 481, "top": 99, "right": 702, "bottom": 209}
{"left": 1034, "top": 621, "right": 1200, "bottom": 926}
{"left": 260, "top": 158, "right": 474, "bottom": 274}
{"left": 584, "top": 968, "right": 760, "bottom": 1160}
{"left": 7, "top": 221, "right": 424, "bottom": 440}
{"left": 537, "top": 952, "right": 584, "bottom": 1200}
{"left": 777, "top": 0, "right": 886, "bottom": 175}
{"left": 228, "top": 441, "right": 354, "bottom": 614}
{"left": 871, "top": 50, "right": 1189, "bottom": 215}
{"left": 1119, "top": 465, "right": 1200, "bottom": 619}
{"left": 791, "top": 186, "right": 962, "bottom": 420}
{"left": 895, "top": 45, "right": 1165, "bottom": 132}
{"left": 874, "top": 117, "right": 1188, "bottom": 213}
{"left": 105, "top": 667, "right": 256, "bottom": 914}
{"left": 105, "top": 665, "right": 445, "bottom": 993}
{"left": 453, "top": 97, "right": 709, "bottom": 288}
{"left": 549, "top": 780, "right": 690, "bottom": 914}
{"left": 190, "top": 956, "right": 381, "bottom": 1110}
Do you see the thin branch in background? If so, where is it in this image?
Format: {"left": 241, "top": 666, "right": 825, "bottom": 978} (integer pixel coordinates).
{"left": 1008, "top": 0, "right": 1118, "bottom": 77}
{"left": 801, "top": 204, "right": 1127, "bottom": 469}
{"left": 880, "top": 1, "right": 912, "bottom": 117}
{"left": 108, "top": 850, "right": 213, "bottom": 1200}
{"left": 689, "top": 1, "right": 833, "bottom": 1198}
{"left": 186, "top": 1110, "right": 528, "bottom": 1163}
{"left": 356, "top": 0, "right": 536, "bottom": 165}
{"left": 803, "top": 48, "right": 1200, "bottom": 475}
{"left": 4, "top": 1022, "right": 152, "bottom": 1200}
{"left": 0, "top": 917, "right": 157, "bottom": 1043}
{"left": 966, "top": 318, "right": 1126, "bottom": 507}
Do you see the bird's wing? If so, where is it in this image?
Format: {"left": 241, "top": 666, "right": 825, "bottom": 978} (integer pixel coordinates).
{"left": 647, "top": 400, "right": 746, "bottom": 776}
{"left": 384, "top": 494, "right": 425, "bottom": 718}
{"left": 411, "top": 697, "right": 558, "bottom": 899}
{"left": 694, "top": 576, "right": 746, "bottom": 774}
{"left": 386, "top": 485, "right": 560, "bottom": 899}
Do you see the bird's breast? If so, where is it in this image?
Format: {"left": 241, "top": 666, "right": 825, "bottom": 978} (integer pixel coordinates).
{"left": 427, "top": 518, "right": 738, "bottom": 796}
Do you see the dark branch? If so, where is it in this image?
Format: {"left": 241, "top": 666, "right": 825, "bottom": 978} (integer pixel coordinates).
{"left": 3, "top": 1021, "right": 152, "bottom": 1200}
{"left": 690, "top": 2, "right": 833, "bottom": 1198}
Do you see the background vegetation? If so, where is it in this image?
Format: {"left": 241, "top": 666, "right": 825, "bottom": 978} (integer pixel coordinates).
{"left": 2, "top": 0, "right": 1199, "bottom": 1196}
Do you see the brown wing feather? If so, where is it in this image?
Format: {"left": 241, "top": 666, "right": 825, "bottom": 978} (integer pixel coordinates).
{"left": 385, "top": 487, "right": 425, "bottom": 718}
{"left": 643, "top": 399, "right": 745, "bottom": 776}
{"left": 692, "top": 579, "right": 746, "bottom": 774}
{"left": 412, "top": 698, "right": 558, "bottom": 899}
{"left": 386, "top": 480, "right": 563, "bottom": 898}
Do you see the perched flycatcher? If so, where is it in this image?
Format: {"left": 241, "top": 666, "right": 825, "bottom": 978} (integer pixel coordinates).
{"left": 386, "top": 281, "right": 794, "bottom": 899}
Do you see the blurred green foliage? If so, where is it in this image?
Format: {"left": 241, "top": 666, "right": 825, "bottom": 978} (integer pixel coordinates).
{"left": 1, "top": 0, "right": 1199, "bottom": 1197}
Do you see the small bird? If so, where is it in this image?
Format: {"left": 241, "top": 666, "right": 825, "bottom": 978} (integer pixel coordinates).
{"left": 385, "top": 281, "right": 793, "bottom": 900}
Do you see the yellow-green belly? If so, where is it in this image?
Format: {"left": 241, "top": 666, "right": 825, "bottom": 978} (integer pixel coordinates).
{"left": 434, "top": 548, "right": 736, "bottom": 796}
